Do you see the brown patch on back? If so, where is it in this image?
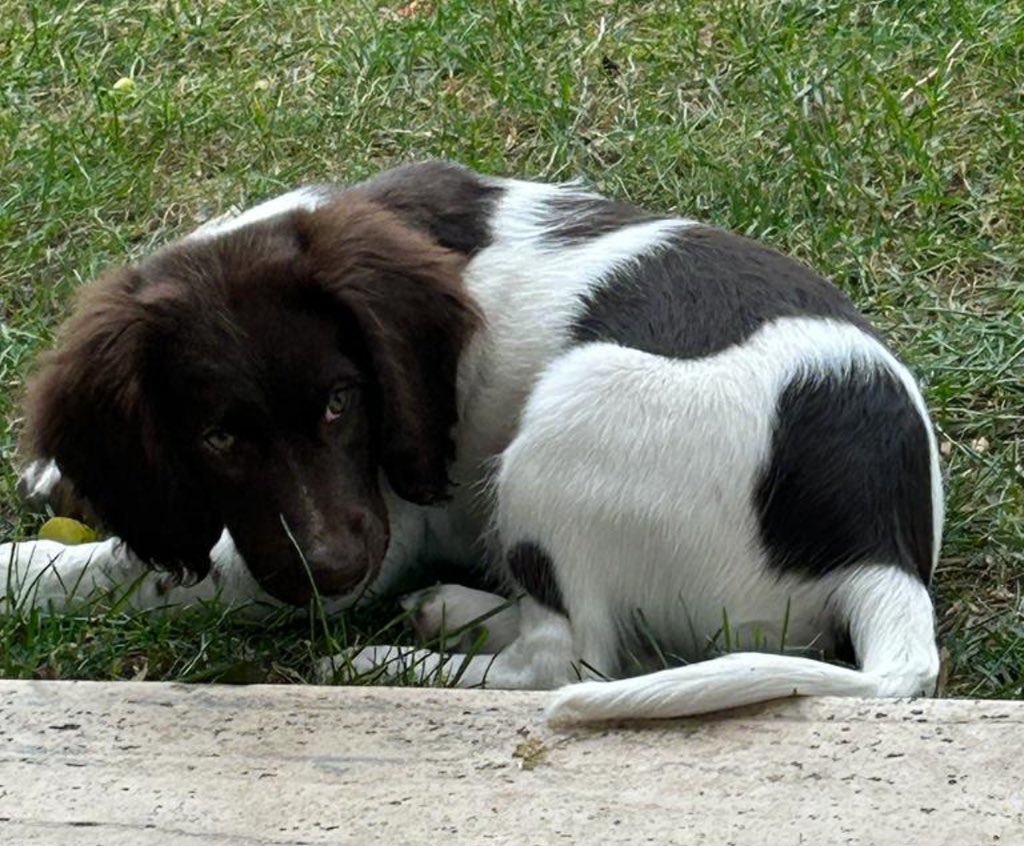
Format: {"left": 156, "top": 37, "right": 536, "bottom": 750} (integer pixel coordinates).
{"left": 354, "top": 160, "right": 502, "bottom": 256}
{"left": 571, "top": 225, "right": 877, "bottom": 360}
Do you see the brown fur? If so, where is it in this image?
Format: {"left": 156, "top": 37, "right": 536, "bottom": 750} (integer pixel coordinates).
{"left": 21, "top": 196, "right": 479, "bottom": 604}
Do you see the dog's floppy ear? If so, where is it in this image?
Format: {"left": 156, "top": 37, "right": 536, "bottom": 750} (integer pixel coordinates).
{"left": 298, "top": 199, "right": 480, "bottom": 505}
{"left": 21, "top": 268, "right": 223, "bottom": 581}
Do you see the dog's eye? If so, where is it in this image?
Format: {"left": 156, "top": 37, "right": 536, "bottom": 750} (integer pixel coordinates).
{"left": 325, "top": 385, "right": 355, "bottom": 423}
{"left": 202, "top": 427, "right": 235, "bottom": 452}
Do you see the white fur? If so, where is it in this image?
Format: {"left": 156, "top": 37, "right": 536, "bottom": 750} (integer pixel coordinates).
{"left": 401, "top": 585, "right": 521, "bottom": 653}
{"left": 387, "top": 316, "right": 942, "bottom": 721}
{"left": 187, "top": 186, "right": 332, "bottom": 241}
{"left": 15, "top": 458, "right": 62, "bottom": 508}
{"left": 453, "top": 179, "right": 698, "bottom": 476}
{"left": 7, "top": 168, "right": 943, "bottom": 724}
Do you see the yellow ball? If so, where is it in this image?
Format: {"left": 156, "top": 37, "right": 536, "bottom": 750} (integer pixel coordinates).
{"left": 38, "top": 517, "right": 100, "bottom": 545}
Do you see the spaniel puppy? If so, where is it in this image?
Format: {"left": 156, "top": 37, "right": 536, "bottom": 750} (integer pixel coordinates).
{"left": 6, "top": 162, "right": 942, "bottom": 723}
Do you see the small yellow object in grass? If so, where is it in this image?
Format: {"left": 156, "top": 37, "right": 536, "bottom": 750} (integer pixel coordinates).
{"left": 112, "top": 76, "right": 136, "bottom": 93}
{"left": 38, "top": 517, "right": 100, "bottom": 545}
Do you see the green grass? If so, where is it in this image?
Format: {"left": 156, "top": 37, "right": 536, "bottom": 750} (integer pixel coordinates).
{"left": 1, "top": 0, "right": 1021, "bottom": 696}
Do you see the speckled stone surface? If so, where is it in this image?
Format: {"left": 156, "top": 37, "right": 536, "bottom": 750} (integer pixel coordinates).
{"left": 0, "top": 681, "right": 1020, "bottom": 844}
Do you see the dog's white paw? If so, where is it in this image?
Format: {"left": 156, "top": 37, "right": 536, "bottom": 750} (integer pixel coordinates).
{"left": 401, "top": 584, "right": 521, "bottom": 652}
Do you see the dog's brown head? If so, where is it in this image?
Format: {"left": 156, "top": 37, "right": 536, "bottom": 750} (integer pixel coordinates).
{"left": 22, "top": 198, "right": 478, "bottom": 604}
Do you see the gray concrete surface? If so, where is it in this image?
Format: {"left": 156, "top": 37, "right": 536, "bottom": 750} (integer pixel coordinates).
{"left": 0, "top": 680, "right": 1020, "bottom": 845}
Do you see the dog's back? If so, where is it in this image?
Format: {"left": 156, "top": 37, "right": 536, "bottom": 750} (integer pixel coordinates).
{"left": 406, "top": 165, "right": 942, "bottom": 720}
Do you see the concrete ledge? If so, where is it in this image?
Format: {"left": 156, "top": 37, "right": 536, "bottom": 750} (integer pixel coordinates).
{"left": 0, "top": 681, "right": 1020, "bottom": 844}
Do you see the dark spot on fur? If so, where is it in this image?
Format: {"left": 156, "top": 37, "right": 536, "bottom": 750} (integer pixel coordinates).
{"left": 832, "top": 625, "right": 857, "bottom": 666}
{"left": 506, "top": 541, "right": 566, "bottom": 615}
{"left": 756, "top": 365, "right": 935, "bottom": 583}
{"left": 356, "top": 160, "right": 502, "bottom": 256}
{"left": 540, "top": 193, "right": 658, "bottom": 246}
{"left": 571, "top": 226, "right": 876, "bottom": 360}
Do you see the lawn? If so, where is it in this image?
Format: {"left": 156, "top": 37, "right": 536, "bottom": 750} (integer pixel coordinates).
{"left": 1, "top": 0, "right": 1021, "bottom": 696}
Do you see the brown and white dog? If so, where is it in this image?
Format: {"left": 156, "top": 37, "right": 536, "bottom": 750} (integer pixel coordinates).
{"left": 5, "top": 161, "right": 943, "bottom": 722}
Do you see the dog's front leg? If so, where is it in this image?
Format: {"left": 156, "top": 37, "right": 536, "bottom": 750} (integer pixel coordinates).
{"left": 0, "top": 532, "right": 277, "bottom": 615}
{"left": 1, "top": 537, "right": 130, "bottom": 613}
{"left": 400, "top": 584, "right": 522, "bottom": 653}
{"left": 319, "top": 597, "right": 576, "bottom": 689}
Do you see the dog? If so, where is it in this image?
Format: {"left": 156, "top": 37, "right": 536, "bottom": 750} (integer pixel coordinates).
{"left": 5, "top": 161, "right": 943, "bottom": 723}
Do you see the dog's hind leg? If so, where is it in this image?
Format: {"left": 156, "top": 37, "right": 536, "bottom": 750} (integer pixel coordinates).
{"left": 829, "top": 565, "right": 940, "bottom": 697}
{"left": 349, "top": 560, "right": 939, "bottom": 707}
{"left": 547, "top": 564, "right": 939, "bottom": 723}
{"left": 339, "top": 595, "right": 577, "bottom": 688}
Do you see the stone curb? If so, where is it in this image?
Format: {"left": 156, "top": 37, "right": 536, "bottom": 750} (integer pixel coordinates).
{"left": 0, "top": 681, "right": 1020, "bottom": 844}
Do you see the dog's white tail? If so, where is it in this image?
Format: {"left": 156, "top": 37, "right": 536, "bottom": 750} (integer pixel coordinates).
{"left": 547, "top": 566, "right": 939, "bottom": 724}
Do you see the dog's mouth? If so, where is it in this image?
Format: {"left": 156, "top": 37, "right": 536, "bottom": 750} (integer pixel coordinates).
{"left": 253, "top": 558, "right": 379, "bottom": 606}
{"left": 323, "top": 557, "right": 385, "bottom": 607}
{"left": 303, "top": 555, "right": 383, "bottom": 602}
{"left": 244, "top": 518, "right": 390, "bottom": 607}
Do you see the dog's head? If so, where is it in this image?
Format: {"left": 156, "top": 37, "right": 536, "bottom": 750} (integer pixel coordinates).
{"left": 22, "top": 198, "right": 478, "bottom": 604}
